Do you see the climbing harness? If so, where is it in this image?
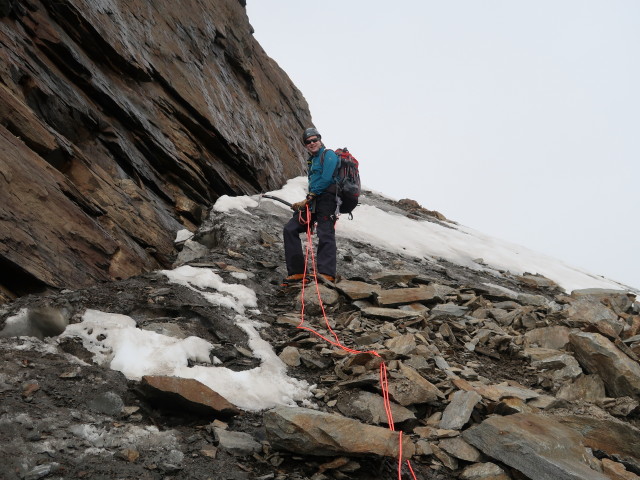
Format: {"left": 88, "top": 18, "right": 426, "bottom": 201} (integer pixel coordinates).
{"left": 295, "top": 204, "right": 418, "bottom": 480}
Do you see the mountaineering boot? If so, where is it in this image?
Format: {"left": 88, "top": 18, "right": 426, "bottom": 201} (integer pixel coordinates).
{"left": 316, "top": 273, "right": 337, "bottom": 286}
{"left": 280, "top": 273, "right": 309, "bottom": 287}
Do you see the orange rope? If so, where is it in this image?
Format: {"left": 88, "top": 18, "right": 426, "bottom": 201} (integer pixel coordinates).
{"left": 295, "top": 204, "right": 417, "bottom": 480}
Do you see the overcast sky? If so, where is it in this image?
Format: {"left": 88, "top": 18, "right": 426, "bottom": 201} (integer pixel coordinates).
{"left": 246, "top": 1, "right": 639, "bottom": 290}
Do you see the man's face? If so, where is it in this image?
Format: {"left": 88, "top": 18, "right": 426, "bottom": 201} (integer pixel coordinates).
{"left": 304, "top": 136, "right": 321, "bottom": 154}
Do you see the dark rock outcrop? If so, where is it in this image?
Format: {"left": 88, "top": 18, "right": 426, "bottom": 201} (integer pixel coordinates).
{"left": 0, "top": 0, "right": 311, "bottom": 300}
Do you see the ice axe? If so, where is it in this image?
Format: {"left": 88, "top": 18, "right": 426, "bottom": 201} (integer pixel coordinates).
{"left": 259, "top": 194, "right": 292, "bottom": 207}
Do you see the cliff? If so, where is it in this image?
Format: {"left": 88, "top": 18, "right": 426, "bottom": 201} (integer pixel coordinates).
{"left": 0, "top": 0, "right": 311, "bottom": 301}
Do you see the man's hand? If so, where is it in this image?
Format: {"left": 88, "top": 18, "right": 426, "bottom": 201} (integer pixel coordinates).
{"left": 291, "top": 200, "right": 308, "bottom": 211}
{"left": 291, "top": 193, "right": 316, "bottom": 211}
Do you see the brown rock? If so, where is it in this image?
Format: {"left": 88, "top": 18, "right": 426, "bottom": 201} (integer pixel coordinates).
{"left": 557, "top": 415, "right": 640, "bottom": 471}
{"left": 570, "top": 332, "right": 640, "bottom": 398}
{"left": 336, "top": 279, "right": 382, "bottom": 301}
{"left": 601, "top": 458, "right": 640, "bottom": 480}
{"left": 524, "top": 326, "right": 572, "bottom": 350}
{"left": 117, "top": 449, "right": 140, "bottom": 463}
{"left": 556, "top": 374, "right": 606, "bottom": 403}
{"left": 564, "top": 295, "right": 625, "bottom": 337}
{"left": 430, "top": 442, "right": 459, "bottom": 470}
{"left": 264, "top": 406, "right": 414, "bottom": 459}
{"left": 141, "top": 375, "right": 240, "bottom": 416}
{"left": 376, "top": 284, "right": 455, "bottom": 307}
{"left": 296, "top": 285, "right": 339, "bottom": 315}
{"left": 472, "top": 382, "right": 540, "bottom": 403}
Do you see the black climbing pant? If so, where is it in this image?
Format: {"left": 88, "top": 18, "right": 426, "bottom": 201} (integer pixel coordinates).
{"left": 283, "top": 192, "right": 337, "bottom": 278}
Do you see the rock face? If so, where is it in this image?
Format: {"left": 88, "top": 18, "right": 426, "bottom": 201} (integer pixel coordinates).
{"left": 0, "top": 0, "right": 311, "bottom": 300}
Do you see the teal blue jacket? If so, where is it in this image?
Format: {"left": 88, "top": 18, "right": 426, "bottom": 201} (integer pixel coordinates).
{"left": 307, "top": 146, "right": 338, "bottom": 195}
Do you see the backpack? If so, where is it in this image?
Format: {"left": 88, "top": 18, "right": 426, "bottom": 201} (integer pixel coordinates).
{"left": 321, "top": 148, "right": 361, "bottom": 216}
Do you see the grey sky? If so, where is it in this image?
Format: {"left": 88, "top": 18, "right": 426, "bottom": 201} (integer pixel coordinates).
{"left": 247, "top": 1, "right": 639, "bottom": 289}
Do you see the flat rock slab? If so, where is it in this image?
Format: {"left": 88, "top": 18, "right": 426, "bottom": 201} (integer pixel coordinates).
{"left": 376, "top": 285, "right": 454, "bottom": 307}
{"left": 361, "top": 307, "right": 421, "bottom": 320}
{"left": 430, "top": 303, "right": 469, "bottom": 318}
{"left": 472, "top": 382, "right": 540, "bottom": 402}
{"left": 462, "top": 413, "right": 609, "bottom": 480}
{"left": 336, "top": 280, "right": 382, "bottom": 300}
{"left": 141, "top": 375, "right": 240, "bottom": 416}
{"left": 264, "top": 406, "right": 414, "bottom": 459}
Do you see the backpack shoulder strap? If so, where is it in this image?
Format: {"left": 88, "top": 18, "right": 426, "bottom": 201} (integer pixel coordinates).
{"left": 320, "top": 148, "right": 334, "bottom": 166}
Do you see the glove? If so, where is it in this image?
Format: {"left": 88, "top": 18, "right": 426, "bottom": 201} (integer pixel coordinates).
{"left": 291, "top": 193, "right": 317, "bottom": 211}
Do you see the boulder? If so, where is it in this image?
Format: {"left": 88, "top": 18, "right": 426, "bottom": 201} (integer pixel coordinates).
{"left": 140, "top": 376, "right": 239, "bottom": 416}
{"left": 570, "top": 332, "right": 640, "bottom": 398}
{"left": 564, "top": 295, "right": 626, "bottom": 337}
{"left": 376, "top": 284, "right": 455, "bottom": 307}
{"left": 463, "top": 413, "right": 609, "bottom": 480}
{"left": 264, "top": 406, "right": 414, "bottom": 459}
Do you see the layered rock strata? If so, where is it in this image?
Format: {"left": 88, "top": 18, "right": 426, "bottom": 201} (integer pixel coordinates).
{"left": 0, "top": 0, "right": 311, "bottom": 299}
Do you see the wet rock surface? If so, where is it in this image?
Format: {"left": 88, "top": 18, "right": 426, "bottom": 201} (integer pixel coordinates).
{"left": 1, "top": 196, "right": 639, "bottom": 480}
{"left": 0, "top": 0, "right": 311, "bottom": 299}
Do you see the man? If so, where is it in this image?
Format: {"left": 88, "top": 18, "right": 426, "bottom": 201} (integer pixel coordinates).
{"left": 282, "top": 127, "right": 339, "bottom": 286}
